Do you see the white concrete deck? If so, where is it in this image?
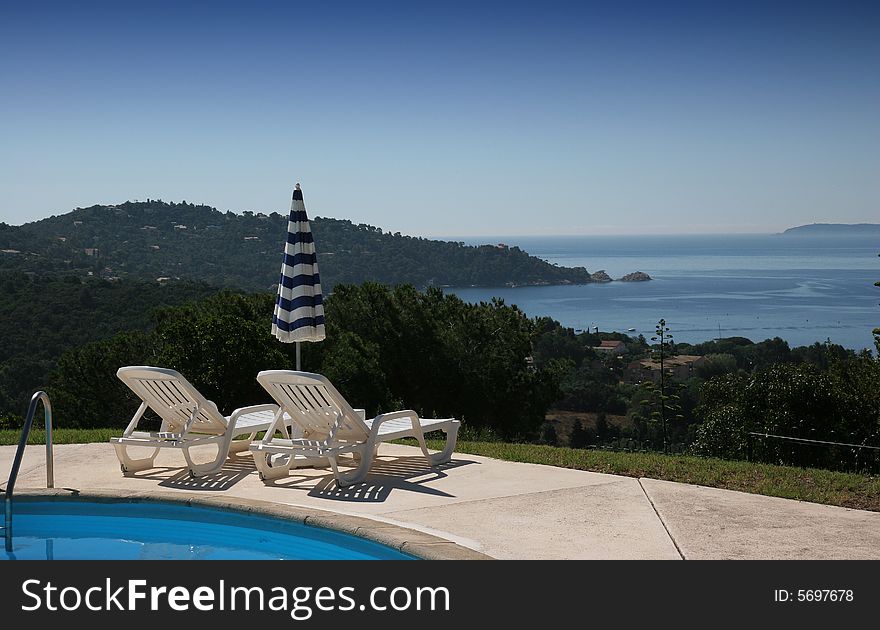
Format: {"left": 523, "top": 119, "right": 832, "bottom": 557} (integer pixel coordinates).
{"left": 3, "top": 442, "right": 878, "bottom": 559}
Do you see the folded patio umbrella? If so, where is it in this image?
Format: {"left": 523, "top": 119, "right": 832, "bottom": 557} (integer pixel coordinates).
{"left": 271, "top": 183, "right": 325, "bottom": 368}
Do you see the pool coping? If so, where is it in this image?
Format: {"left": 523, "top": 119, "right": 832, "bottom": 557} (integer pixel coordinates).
{"left": 10, "top": 488, "right": 494, "bottom": 560}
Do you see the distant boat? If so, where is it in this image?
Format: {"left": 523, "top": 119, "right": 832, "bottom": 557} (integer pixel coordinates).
{"left": 627, "top": 327, "right": 636, "bottom": 332}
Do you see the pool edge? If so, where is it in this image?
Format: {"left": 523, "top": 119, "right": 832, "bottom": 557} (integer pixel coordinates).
{"left": 9, "top": 488, "right": 494, "bottom": 561}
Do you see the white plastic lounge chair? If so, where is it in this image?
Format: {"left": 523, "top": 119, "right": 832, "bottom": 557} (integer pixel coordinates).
{"left": 250, "top": 370, "right": 460, "bottom": 487}
{"left": 110, "top": 366, "right": 291, "bottom": 477}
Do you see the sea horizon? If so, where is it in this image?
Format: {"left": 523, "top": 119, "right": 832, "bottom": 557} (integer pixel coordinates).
{"left": 438, "top": 228, "right": 880, "bottom": 242}
{"left": 443, "top": 233, "right": 879, "bottom": 352}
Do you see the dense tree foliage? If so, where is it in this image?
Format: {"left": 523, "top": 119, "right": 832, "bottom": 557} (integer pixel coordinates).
{"left": 151, "top": 293, "right": 292, "bottom": 414}
{"left": 692, "top": 354, "right": 880, "bottom": 470}
{"left": 50, "top": 332, "right": 157, "bottom": 430}
{"left": 47, "top": 284, "right": 562, "bottom": 439}
{"left": 677, "top": 336, "right": 794, "bottom": 371}
{"left": 0, "top": 271, "right": 216, "bottom": 420}
{"left": 875, "top": 253, "right": 879, "bottom": 351}
{"left": 534, "top": 323, "right": 879, "bottom": 469}
{"left": 321, "top": 284, "right": 563, "bottom": 436}
{"left": 0, "top": 200, "right": 592, "bottom": 291}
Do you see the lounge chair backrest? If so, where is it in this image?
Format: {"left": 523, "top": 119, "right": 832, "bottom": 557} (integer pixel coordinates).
{"left": 256, "top": 371, "right": 370, "bottom": 441}
{"left": 117, "top": 366, "right": 227, "bottom": 435}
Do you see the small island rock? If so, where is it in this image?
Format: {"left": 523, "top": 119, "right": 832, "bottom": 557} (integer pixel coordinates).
{"left": 619, "top": 271, "right": 652, "bottom": 282}
{"left": 590, "top": 270, "right": 613, "bottom": 282}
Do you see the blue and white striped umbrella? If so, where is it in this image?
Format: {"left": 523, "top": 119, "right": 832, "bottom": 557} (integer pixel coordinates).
{"left": 271, "top": 183, "right": 325, "bottom": 353}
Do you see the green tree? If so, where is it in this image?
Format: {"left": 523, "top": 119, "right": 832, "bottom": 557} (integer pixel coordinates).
{"left": 323, "top": 283, "right": 561, "bottom": 438}
{"left": 692, "top": 356, "right": 880, "bottom": 471}
{"left": 634, "top": 319, "right": 684, "bottom": 452}
{"left": 569, "top": 420, "right": 591, "bottom": 449}
{"left": 152, "top": 292, "right": 291, "bottom": 414}
{"left": 874, "top": 252, "right": 880, "bottom": 352}
{"left": 539, "top": 422, "right": 558, "bottom": 446}
{"left": 319, "top": 331, "right": 394, "bottom": 416}
{"left": 695, "top": 353, "right": 738, "bottom": 379}
{"left": 595, "top": 412, "right": 610, "bottom": 441}
{"left": 50, "top": 331, "right": 156, "bottom": 428}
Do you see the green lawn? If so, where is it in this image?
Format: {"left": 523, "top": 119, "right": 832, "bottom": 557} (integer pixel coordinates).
{"left": 0, "top": 428, "right": 117, "bottom": 446}
{"left": 421, "top": 439, "right": 880, "bottom": 512}
{"left": 2, "top": 430, "right": 876, "bottom": 512}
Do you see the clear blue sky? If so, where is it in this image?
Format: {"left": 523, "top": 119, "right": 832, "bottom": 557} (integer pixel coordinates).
{"left": 1, "top": 0, "right": 878, "bottom": 235}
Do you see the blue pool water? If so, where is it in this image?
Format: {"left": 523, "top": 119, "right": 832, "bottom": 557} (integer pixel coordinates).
{"left": 2, "top": 501, "right": 413, "bottom": 560}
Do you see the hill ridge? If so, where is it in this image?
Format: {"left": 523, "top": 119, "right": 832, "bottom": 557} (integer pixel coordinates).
{"left": 1, "top": 200, "right": 593, "bottom": 290}
{"left": 781, "top": 222, "right": 880, "bottom": 235}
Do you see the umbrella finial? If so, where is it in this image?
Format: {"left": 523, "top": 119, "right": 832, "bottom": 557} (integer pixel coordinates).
{"left": 295, "top": 182, "right": 301, "bottom": 191}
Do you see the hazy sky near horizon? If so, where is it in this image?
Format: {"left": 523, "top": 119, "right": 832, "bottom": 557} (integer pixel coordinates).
{"left": 1, "top": 1, "right": 878, "bottom": 236}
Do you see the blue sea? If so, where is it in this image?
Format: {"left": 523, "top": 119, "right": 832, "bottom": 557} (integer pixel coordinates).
{"left": 445, "top": 234, "right": 879, "bottom": 351}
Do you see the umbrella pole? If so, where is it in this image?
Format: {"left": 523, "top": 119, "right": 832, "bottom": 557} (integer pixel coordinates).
{"left": 296, "top": 341, "right": 301, "bottom": 371}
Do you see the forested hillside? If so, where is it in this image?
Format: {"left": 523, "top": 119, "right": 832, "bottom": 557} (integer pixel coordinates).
{"left": 0, "top": 272, "right": 218, "bottom": 417}
{"left": 0, "top": 200, "right": 592, "bottom": 290}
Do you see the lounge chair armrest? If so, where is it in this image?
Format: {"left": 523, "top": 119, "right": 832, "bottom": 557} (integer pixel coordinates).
{"left": 371, "top": 409, "right": 421, "bottom": 434}
{"left": 230, "top": 403, "right": 279, "bottom": 418}
{"left": 373, "top": 409, "right": 419, "bottom": 427}
{"left": 228, "top": 403, "right": 280, "bottom": 432}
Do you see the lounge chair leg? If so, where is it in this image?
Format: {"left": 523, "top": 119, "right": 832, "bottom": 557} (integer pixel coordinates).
{"left": 183, "top": 445, "right": 227, "bottom": 478}
{"left": 328, "top": 445, "right": 374, "bottom": 487}
{"left": 253, "top": 451, "right": 294, "bottom": 481}
{"left": 413, "top": 430, "right": 437, "bottom": 468}
{"left": 114, "top": 444, "right": 160, "bottom": 473}
{"left": 431, "top": 421, "right": 460, "bottom": 465}
{"left": 413, "top": 421, "right": 460, "bottom": 467}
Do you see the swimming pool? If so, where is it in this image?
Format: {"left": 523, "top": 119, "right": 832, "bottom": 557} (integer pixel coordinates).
{"left": 2, "top": 500, "right": 414, "bottom": 560}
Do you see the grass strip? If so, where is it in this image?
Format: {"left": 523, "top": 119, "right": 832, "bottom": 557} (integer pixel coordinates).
{"left": 0, "top": 428, "right": 117, "bottom": 446}
{"left": 423, "top": 439, "right": 880, "bottom": 512}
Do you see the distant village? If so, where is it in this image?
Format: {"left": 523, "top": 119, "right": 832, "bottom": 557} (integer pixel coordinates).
{"left": 594, "top": 339, "right": 705, "bottom": 384}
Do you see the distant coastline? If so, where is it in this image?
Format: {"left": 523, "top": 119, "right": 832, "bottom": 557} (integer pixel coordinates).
{"left": 447, "top": 232, "right": 878, "bottom": 351}
{"left": 781, "top": 223, "right": 880, "bottom": 236}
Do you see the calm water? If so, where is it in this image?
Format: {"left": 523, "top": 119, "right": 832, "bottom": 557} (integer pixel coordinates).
{"left": 446, "top": 234, "right": 879, "bottom": 350}
{"left": 2, "top": 502, "right": 413, "bottom": 560}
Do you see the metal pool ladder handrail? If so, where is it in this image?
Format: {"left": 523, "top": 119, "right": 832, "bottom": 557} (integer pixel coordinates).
{"left": 4, "top": 391, "right": 54, "bottom": 552}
